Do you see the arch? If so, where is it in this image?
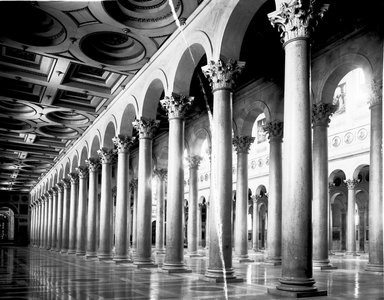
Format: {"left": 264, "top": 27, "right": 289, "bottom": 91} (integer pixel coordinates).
{"left": 79, "top": 144, "right": 89, "bottom": 166}
{"left": 89, "top": 133, "right": 101, "bottom": 157}
{"left": 102, "top": 121, "right": 117, "bottom": 149}
{"left": 118, "top": 101, "right": 138, "bottom": 136}
{"left": 64, "top": 159, "right": 70, "bottom": 178}
{"left": 353, "top": 164, "right": 369, "bottom": 180}
{"left": 70, "top": 151, "right": 79, "bottom": 172}
{"left": 329, "top": 169, "right": 346, "bottom": 187}
{"left": 58, "top": 164, "right": 64, "bottom": 181}
{"left": 255, "top": 184, "right": 267, "bottom": 197}
{"left": 317, "top": 53, "right": 373, "bottom": 105}
{"left": 140, "top": 73, "right": 167, "bottom": 119}
{"left": 236, "top": 100, "right": 273, "bottom": 136}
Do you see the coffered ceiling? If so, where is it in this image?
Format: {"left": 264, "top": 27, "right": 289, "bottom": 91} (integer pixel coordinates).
{"left": 0, "top": 0, "right": 200, "bottom": 192}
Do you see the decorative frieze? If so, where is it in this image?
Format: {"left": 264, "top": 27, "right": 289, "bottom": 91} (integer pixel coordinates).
{"left": 132, "top": 117, "right": 159, "bottom": 139}
{"left": 312, "top": 103, "right": 336, "bottom": 127}
{"left": 263, "top": 121, "right": 283, "bottom": 140}
{"left": 201, "top": 59, "right": 245, "bottom": 91}
{"left": 344, "top": 179, "right": 359, "bottom": 190}
{"left": 76, "top": 166, "right": 89, "bottom": 179}
{"left": 154, "top": 168, "right": 167, "bottom": 181}
{"left": 68, "top": 172, "right": 79, "bottom": 184}
{"left": 232, "top": 136, "right": 255, "bottom": 154}
{"left": 97, "top": 148, "right": 116, "bottom": 164}
{"left": 268, "top": 0, "right": 329, "bottom": 44}
{"left": 368, "top": 79, "right": 382, "bottom": 108}
{"left": 86, "top": 157, "right": 100, "bottom": 172}
{"left": 112, "top": 135, "right": 135, "bottom": 153}
{"left": 160, "top": 93, "right": 194, "bottom": 119}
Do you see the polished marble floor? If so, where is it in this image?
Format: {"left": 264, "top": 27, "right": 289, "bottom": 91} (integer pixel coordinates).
{"left": 0, "top": 246, "right": 383, "bottom": 300}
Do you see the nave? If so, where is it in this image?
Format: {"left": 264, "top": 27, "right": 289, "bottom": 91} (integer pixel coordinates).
{"left": 0, "top": 246, "right": 383, "bottom": 300}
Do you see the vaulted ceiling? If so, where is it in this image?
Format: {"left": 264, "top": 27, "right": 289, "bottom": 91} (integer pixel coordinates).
{"left": 0, "top": 0, "right": 201, "bottom": 192}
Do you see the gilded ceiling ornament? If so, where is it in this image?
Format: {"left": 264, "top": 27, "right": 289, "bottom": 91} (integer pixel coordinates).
{"left": 232, "top": 136, "right": 255, "bottom": 154}
{"left": 367, "top": 79, "right": 382, "bottom": 108}
{"left": 97, "top": 148, "right": 116, "bottom": 164}
{"left": 344, "top": 179, "right": 359, "bottom": 190}
{"left": 201, "top": 59, "right": 245, "bottom": 92}
{"left": 86, "top": 157, "right": 100, "bottom": 172}
{"left": 112, "top": 135, "right": 135, "bottom": 153}
{"left": 76, "top": 166, "right": 89, "bottom": 179}
{"left": 263, "top": 121, "right": 284, "bottom": 140}
{"left": 312, "top": 103, "right": 336, "bottom": 127}
{"left": 68, "top": 172, "right": 79, "bottom": 184}
{"left": 268, "top": 0, "right": 329, "bottom": 44}
{"left": 186, "top": 155, "right": 202, "bottom": 169}
{"left": 160, "top": 94, "right": 194, "bottom": 119}
{"left": 154, "top": 168, "right": 167, "bottom": 181}
{"left": 132, "top": 117, "right": 159, "bottom": 139}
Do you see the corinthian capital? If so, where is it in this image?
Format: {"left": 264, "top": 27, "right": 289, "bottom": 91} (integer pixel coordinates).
{"left": 344, "top": 179, "right": 359, "bottom": 190}
{"left": 312, "top": 103, "right": 335, "bottom": 127}
{"left": 132, "top": 117, "right": 159, "bottom": 139}
{"left": 76, "top": 166, "right": 89, "bottom": 179}
{"left": 368, "top": 79, "right": 382, "bottom": 108}
{"left": 86, "top": 157, "right": 100, "bottom": 172}
{"left": 97, "top": 148, "right": 116, "bottom": 164}
{"left": 52, "top": 186, "right": 58, "bottom": 195}
{"left": 186, "top": 155, "right": 202, "bottom": 169}
{"left": 201, "top": 59, "right": 245, "bottom": 92}
{"left": 160, "top": 93, "right": 194, "bottom": 119}
{"left": 56, "top": 182, "right": 64, "bottom": 192}
{"left": 68, "top": 172, "right": 79, "bottom": 184}
{"left": 264, "top": 121, "right": 283, "bottom": 141}
{"left": 154, "top": 168, "right": 167, "bottom": 181}
{"left": 61, "top": 178, "right": 70, "bottom": 188}
{"left": 268, "top": 0, "right": 329, "bottom": 45}
{"left": 112, "top": 135, "right": 135, "bottom": 153}
{"left": 232, "top": 136, "right": 255, "bottom": 154}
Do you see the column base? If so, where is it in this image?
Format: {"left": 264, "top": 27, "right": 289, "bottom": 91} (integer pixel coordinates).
{"left": 98, "top": 254, "right": 113, "bottom": 261}
{"left": 313, "top": 259, "right": 337, "bottom": 270}
{"left": 67, "top": 249, "right": 76, "bottom": 255}
{"left": 113, "top": 256, "right": 133, "bottom": 264}
{"left": 185, "top": 252, "right": 203, "bottom": 258}
{"left": 162, "top": 263, "right": 192, "bottom": 274}
{"left": 268, "top": 287, "right": 327, "bottom": 298}
{"left": 365, "top": 263, "right": 384, "bottom": 273}
{"left": 84, "top": 254, "right": 98, "bottom": 261}
{"left": 204, "top": 268, "right": 243, "bottom": 283}
{"left": 133, "top": 261, "right": 158, "bottom": 269}
{"left": 156, "top": 249, "right": 166, "bottom": 254}
{"left": 345, "top": 252, "right": 360, "bottom": 256}
{"left": 60, "top": 249, "right": 68, "bottom": 254}
{"left": 264, "top": 257, "right": 282, "bottom": 266}
{"left": 76, "top": 251, "right": 86, "bottom": 256}
{"left": 234, "top": 255, "right": 254, "bottom": 263}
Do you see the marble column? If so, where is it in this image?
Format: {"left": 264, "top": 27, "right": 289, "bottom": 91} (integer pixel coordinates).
{"left": 44, "top": 192, "right": 50, "bottom": 249}
{"left": 39, "top": 198, "right": 45, "bottom": 248}
{"left": 345, "top": 179, "right": 359, "bottom": 256}
{"left": 67, "top": 172, "right": 79, "bottom": 254}
{"left": 75, "top": 166, "right": 88, "bottom": 256}
{"left": 366, "top": 80, "right": 383, "bottom": 272}
{"left": 51, "top": 187, "right": 58, "bottom": 251}
{"left": 97, "top": 148, "right": 116, "bottom": 260}
{"left": 46, "top": 190, "right": 53, "bottom": 249}
{"left": 268, "top": 1, "right": 328, "bottom": 296}
{"left": 113, "top": 135, "right": 135, "bottom": 263}
{"left": 252, "top": 196, "right": 259, "bottom": 251}
{"left": 312, "top": 104, "right": 336, "bottom": 269}
{"left": 61, "top": 178, "right": 71, "bottom": 253}
{"left": 130, "top": 178, "right": 138, "bottom": 252}
{"left": 55, "top": 182, "right": 64, "bottom": 252}
{"left": 233, "top": 136, "right": 255, "bottom": 262}
{"left": 202, "top": 59, "right": 245, "bottom": 282}
{"left": 263, "top": 121, "right": 283, "bottom": 264}
{"left": 132, "top": 118, "right": 159, "bottom": 267}
{"left": 161, "top": 94, "right": 193, "bottom": 273}
{"left": 197, "top": 203, "right": 203, "bottom": 249}
{"left": 154, "top": 168, "right": 167, "bottom": 254}
{"left": 186, "top": 156, "right": 202, "bottom": 257}
{"left": 85, "top": 157, "right": 100, "bottom": 259}
{"left": 30, "top": 204, "right": 35, "bottom": 246}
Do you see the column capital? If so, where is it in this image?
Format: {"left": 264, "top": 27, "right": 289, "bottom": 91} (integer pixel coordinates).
{"left": 86, "top": 157, "right": 100, "bottom": 172}
{"left": 312, "top": 103, "right": 336, "bottom": 127}
{"left": 61, "top": 178, "right": 71, "bottom": 188}
{"left": 268, "top": 0, "right": 329, "bottom": 45}
{"left": 368, "top": 79, "right": 382, "bottom": 108}
{"left": 344, "top": 179, "right": 359, "bottom": 190}
{"left": 201, "top": 59, "right": 245, "bottom": 92}
{"left": 186, "top": 155, "right": 203, "bottom": 169}
{"left": 68, "top": 172, "right": 79, "bottom": 184}
{"left": 56, "top": 182, "right": 64, "bottom": 192}
{"left": 154, "top": 168, "right": 167, "bottom": 181}
{"left": 160, "top": 93, "right": 194, "bottom": 119}
{"left": 132, "top": 117, "right": 159, "bottom": 139}
{"left": 264, "top": 121, "right": 284, "bottom": 141}
{"left": 97, "top": 147, "right": 116, "bottom": 164}
{"left": 51, "top": 186, "right": 58, "bottom": 195}
{"left": 47, "top": 190, "right": 53, "bottom": 198}
{"left": 76, "top": 166, "right": 88, "bottom": 179}
{"left": 112, "top": 135, "right": 136, "bottom": 153}
{"left": 232, "top": 136, "right": 255, "bottom": 154}
{"left": 129, "top": 178, "right": 138, "bottom": 191}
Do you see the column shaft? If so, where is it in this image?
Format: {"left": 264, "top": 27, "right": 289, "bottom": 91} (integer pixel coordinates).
{"left": 51, "top": 190, "right": 58, "bottom": 251}
{"left": 86, "top": 159, "right": 99, "bottom": 258}
{"left": 155, "top": 172, "right": 166, "bottom": 254}
{"left": 131, "top": 180, "right": 138, "bottom": 251}
{"left": 76, "top": 168, "right": 88, "bottom": 256}
{"left": 44, "top": 196, "right": 49, "bottom": 249}
{"left": 252, "top": 198, "right": 258, "bottom": 251}
{"left": 346, "top": 182, "right": 357, "bottom": 255}
{"left": 68, "top": 174, "right": 78, "bottom": 254}
{"left": 56, "top": 185, "right": 63, "bottom": 251}
{"left": 61, "top": 181, "right": 71, "bottom": 253}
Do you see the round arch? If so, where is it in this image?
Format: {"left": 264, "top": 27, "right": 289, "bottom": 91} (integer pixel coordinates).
{"left": 102, "top": 121, "right": 117, "bottom": 149}
{"left": 89, "top": 133, "right": 101, "bottom": 157}
{"left": 70, "top": 151, "right": 79, "bottom": 172}
{"left": 79, "top": 144, "right": 89, "bottom": 166}
{"left": 118, "top": 101, "right": 138, "bottom": 136}
{"left": 140, "top": 72, "right": 167, "bottom": 119}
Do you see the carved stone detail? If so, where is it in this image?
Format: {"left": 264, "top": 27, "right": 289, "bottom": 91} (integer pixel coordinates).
{"left": 62, "top": 178, "right": 70, "bottom": 188}
{"left": 97, "top": 148, "right": 116, "bottom": 164}
{"left": 56, "top": 182, "right": 64, "bottom": 192}
{"left": 344, "top": 179, "right": 359, "bottom": 190}
{"left": 154, "top": 168, "right": 167, "bottom": 181}
{"left": 112, "top": 135, "right": 135, "bottom": 153}
{"left": 160, "top": 93, "right": 194, "bottom": 119}
{"left": 232, "top": 136, "right": 255, "bottom": 154}
{"left": 129, "top": 178, "right": 138, "bottom": 192}
{"left": 132, "top": 117, "right": 159, "bottom": 139}
{"left": 312, "top": 103, "right": 336, "bottom": 127}
{"left": 263, "top": 121, "right": 284, "bottom": 142}
{"left": 201, "top": 59, "right": 245, "bottom": 91}
{"left": 76, "top": 166, "right": 89, "bottom": 179}
{"left": 268, "top": 0, "right": 329, "bottom": 44}
{"left": 68, "top": 172, "right": 79, "bottom": 184}
{"left": 86, "top": 157, "right": 100, "bottom": 172}
{"left": 52, "top": 186, "right": 58, "bottom": 195}
{"left": 368, "top": 79, "right": 382, "bottom": 108}
{"left": 186, "top": 155, "right": 203, "bottom": 169}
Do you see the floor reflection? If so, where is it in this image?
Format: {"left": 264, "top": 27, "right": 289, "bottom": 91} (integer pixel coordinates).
{"left": 0, "top": 246, "right": 383, "bottom": 300}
